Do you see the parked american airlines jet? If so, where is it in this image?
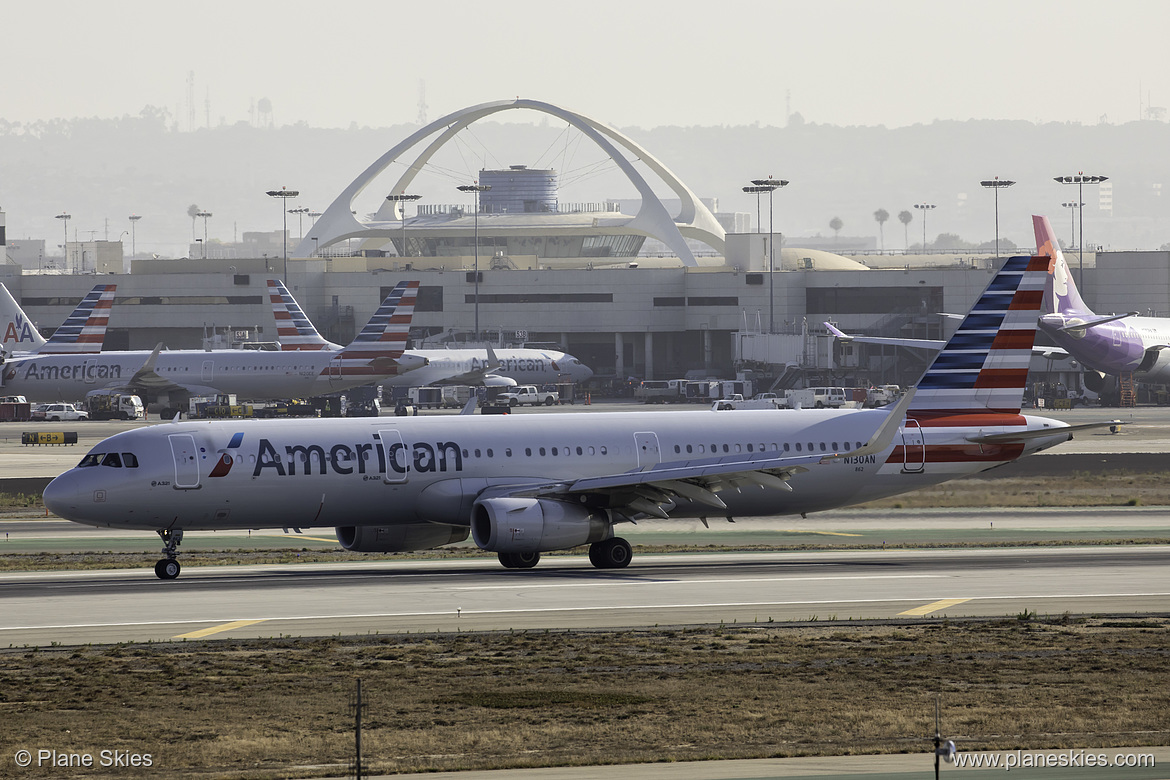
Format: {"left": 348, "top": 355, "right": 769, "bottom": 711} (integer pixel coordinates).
{"left": 267, "top": 279, "right": 593, "bottom": 386}
{"left": 0, "top": 283, "right": 116, "bottom": 356}
{"left": 0, "top": 282, "right": 423, "bottom": 413}
{"left": 45, "top": 256, "right": 1107, "bottom": 579}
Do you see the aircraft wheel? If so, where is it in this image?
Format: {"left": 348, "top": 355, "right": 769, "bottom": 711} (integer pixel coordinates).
{"left": 514, "top": 551, "right": 541, "bottom": 568}
{"left": 155, "top": 559, "right": 181, "bottom": 580}
{"left": 589, "top": 537, "right": 632, "bottom": 569}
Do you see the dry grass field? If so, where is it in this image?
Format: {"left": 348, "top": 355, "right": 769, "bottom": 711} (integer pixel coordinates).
{"left": 1, "top": 618, "right": 1167, "bottom": 778}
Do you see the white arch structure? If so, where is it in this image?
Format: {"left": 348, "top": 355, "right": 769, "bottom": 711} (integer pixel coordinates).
{"left": 294, "top": 99, "right": 725, "bottom": 266}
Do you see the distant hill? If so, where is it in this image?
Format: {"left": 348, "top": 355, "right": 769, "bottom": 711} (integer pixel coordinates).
{"left": 2, "top": 113, "right": 1167, "bottom": 258}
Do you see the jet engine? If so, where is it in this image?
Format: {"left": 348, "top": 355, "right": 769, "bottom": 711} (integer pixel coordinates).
{"left": 1083, "top": 369, "right": 1106, "bottom": 394}
{"left": 1137, "top": 347, "right": 1170, "bottom": 382}
{"left": 336, "top": 523, "right": 469, "bottom": 552}
{"left": 471, "top": 497, "right": 611, "bottom": 553}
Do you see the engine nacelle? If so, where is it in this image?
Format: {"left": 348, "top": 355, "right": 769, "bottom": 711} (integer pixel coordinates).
{"left": 471, "top": 497, "right": 611, "bottom": 553}
{"left": 336, "top": 523, "right": 469, "bottom": 552}
{"left": 1138, "top": 347, "right": 1170, "bottom": 383}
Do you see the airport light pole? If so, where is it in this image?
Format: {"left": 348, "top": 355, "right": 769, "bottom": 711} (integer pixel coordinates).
{"left": 1054, "top": 173, "right": 1107, "bottom": 290}
{"left": 266, "top": 188, "right": 299, "bottom": 281}
{"left": 745, "top": 178, "right": 788, "bottom": 333}
{"left": 1061, "top": 201, "right": 1081, "bottom": 251}
{"left": 457, "top": 183, "right": 491, "bottom": 342}
{"left": 385, "top": 193, "right": 422, "bottom": 259}
{"left": 287, "top": 206, "right": 309, "bottom": 240}
{"left": 913, "top": 203, "right": 936, "bottom": 251}
{"left": 979, "top": 178, "right": 1015, "bottom": 259}
{"left": 195, "top": 210, "right": 212, "bottom": 258}
{"left": 128, "top": 214, "right": 141, "bottom": 259}
{"left": 55, "top": 213, "right": 71, "bottom": 272}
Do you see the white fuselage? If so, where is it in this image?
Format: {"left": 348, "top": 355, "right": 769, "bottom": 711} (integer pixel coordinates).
{"left": 385, "top": 348, "right": 592, "bottom": 387}
{"left": 44, "top": 407, "right": 1071, "bottom": 533}
{"left": 0, "top": 349, "right": 370, "bottom": 404}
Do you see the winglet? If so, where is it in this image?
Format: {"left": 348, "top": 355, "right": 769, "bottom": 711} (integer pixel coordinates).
{"left": 823, "top": 322, "right": 851, "bottom": 341}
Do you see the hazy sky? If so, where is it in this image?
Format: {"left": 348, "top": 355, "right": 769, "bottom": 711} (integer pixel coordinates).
{"left": 7, "top": 0, "right": 1169, "bottom": 130}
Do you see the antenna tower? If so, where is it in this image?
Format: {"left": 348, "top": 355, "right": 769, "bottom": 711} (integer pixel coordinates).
{"left": 417, "top": 80, "right": 428, "bottom": 125}
{"left": 186, "top": 71, "right": 196, "bottom": 133}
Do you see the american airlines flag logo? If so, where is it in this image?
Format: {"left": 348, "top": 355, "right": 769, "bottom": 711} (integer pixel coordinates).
{"left": 39, "top": 285, "right": 116, "bottom": 354}
{"left": 325, "top": 280, "right": 419, "bottom": 377}
{"left": 208, "top": 432, "right": 245, "bottom": 478}
{"left": 911, "top": 255, "right": 1047, "bottom": 414}
{"left": 268, "top": 279, "right": 329, "bottom": 350}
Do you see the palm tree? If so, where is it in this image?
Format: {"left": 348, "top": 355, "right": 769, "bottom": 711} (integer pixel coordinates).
{"left": 898, "top": 210, "right": 913, "bottom": 249}
{"left": 873, "top": 208, "right": 889, "bottom": 251}
{"left": 829, "top": 216, "right": 843, "bottom": 244}
{"left": 187, "top": 204, "right": 201, "bottom": 242}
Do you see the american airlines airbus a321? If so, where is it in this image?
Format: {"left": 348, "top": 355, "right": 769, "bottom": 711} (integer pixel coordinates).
{"left": 45, "top": 255, "right": 1109, "bottom": 579}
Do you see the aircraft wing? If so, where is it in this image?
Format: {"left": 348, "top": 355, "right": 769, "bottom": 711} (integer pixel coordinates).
{"left": 422, "top": 346, "right": 517, "bottom": 387}
{"left": 101, "top": 344, "right": 214, "bottom": 399}
{"left": 823, "top": 322, "right": 945, "bottom": 350}
{"left": 826, "top": 322, "right": 1072, "bottom": 360}
{"left": 483, "top": 391, "right": 915, "bottom": 518}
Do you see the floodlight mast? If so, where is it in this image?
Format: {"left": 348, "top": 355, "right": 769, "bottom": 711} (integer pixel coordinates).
{"left": 265, "top": 188, "right": 299, "bottom": 280}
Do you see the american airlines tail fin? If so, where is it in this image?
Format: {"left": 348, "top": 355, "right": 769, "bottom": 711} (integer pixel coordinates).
{"left": 0, "top": 283, "right": 48, "bottom": 354}
{"left": 329, "top": 281, "right": 420, "bottom": 377}
{"left": 267, "top": 279, "right": 341, "bottom": 351}
{"left": 2, "top": 283, "right": 116, "bottom": 355}
{"left": 1033, "top": 214, "right": 1093, "bottom": 317}
{"left": 909, "top": 255, "right": 1047, "bottom": 415}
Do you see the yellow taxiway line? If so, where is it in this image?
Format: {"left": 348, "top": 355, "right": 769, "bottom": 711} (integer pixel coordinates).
{"left": 173, "top": 619, "right": 268, "bottom": 640}
{"left": 898, "top": 598, "right": 972, "bottom": 616}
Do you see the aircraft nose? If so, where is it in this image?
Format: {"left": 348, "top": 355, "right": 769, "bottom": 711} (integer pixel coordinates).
{"left": 42, "top": 474, "right": 79, "bottom": 519}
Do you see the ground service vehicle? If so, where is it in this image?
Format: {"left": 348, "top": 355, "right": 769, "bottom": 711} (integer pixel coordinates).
{"left": 86, "top": 393, "right": 145, "bottom": 420}
{"left": 497, "top": 385, "right": 558, "bottom": 406}
{"left": 40, "top": 403, "right": 89, "bottom": 422}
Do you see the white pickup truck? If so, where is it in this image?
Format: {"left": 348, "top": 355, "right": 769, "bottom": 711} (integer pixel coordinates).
{"left": 496, "top": 385, "right": 558, "bottom": 406}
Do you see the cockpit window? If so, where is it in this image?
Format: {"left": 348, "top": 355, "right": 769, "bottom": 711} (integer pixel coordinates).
{"left": 101, "top": 453, "right": 123, "bottom": 468}
{"left": 78, "top": 453, "right": 104, "bottom": 468}
{"left": 123, "top": 452, "right": 139, "bottom": 468}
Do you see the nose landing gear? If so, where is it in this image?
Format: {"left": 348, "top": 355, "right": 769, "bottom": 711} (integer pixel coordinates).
{"left": 154, "top": 529, "right": 184, "bottom": 580}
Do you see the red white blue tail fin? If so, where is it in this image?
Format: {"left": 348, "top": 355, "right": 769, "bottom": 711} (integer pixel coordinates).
{"left": 37, "top": 284, "right": 116, "bottom": 354}
{"left": 909, "top": 255, "right": 1047, "bottom": 415}
{"left": 268, "top": 279, "right": 340, "bottom": 351}
{"left": 327, "top": 281, "right": 419, "bottom": 378}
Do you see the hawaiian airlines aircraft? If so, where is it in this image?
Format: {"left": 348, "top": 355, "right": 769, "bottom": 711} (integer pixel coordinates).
{"left": 267, "top": 279, "right": 593, "bottom": 386}
{"left": 0, "top": 283, "right": 116, "bottom": 356}
{"left": 1033, "top": 214, "right": 1170, "bottom": 390}
{"left": 0, "top": 282, "right": 424, "bottom": 413}
{"left": 44, "top": 255, "right": 1108, "bottom": 579}
{"left": 827, "top": 216, "right": 1170, "bottom": 392}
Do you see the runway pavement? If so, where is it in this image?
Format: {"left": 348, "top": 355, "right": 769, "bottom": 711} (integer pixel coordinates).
{"left": 2, "top": 545, "right": 1168, "bottom": 646}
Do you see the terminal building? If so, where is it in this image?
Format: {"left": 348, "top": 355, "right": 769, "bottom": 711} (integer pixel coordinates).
{"left": 2, "top": 100, "right": 1166, "bottom": 397}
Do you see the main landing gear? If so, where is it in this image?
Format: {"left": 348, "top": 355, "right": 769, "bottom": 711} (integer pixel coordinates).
{"left": 154, "top": 528, "right": 183, "bottom": 580}
{"left": 497, "top": 537, "right": 632, "bottom": 571}
{"left": 588, "top": 537, "right": 632, "bottom": 569}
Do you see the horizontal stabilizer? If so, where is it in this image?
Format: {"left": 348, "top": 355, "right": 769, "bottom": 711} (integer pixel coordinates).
{"left": 966, "top": 420, "right": 1126, "bottom": 444}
